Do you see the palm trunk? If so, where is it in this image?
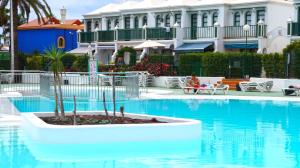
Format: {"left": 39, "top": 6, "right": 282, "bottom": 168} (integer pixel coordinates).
{"left": 12, "top": 0, "right": 19, "bottom": 70}
{"left": 53, "top": 73, "right": 59, "bottom": 118}
{"left": 57, "top": 72, "right": 65, "bottom": 118}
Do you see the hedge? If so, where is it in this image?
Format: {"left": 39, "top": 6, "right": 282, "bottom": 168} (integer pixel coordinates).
{"left": 178, "top": 53, "right": 202, "bottom": 76}
{"left": 261, "top": 53, "right": 285, "bottom": 78}
{"left": 148, "top": 54, "right": 174, "bottom": 64}
{"left": 283, "top": 41, "right": 300, "bottom": 78}
{"left": 72, "top": 55, "right": 89, "bottom": 72}
{"left": 178, "top": 52, "right": 262, "bottom": 78}
{"left": 61, "top": 53, "right": 77, "bottom": 70}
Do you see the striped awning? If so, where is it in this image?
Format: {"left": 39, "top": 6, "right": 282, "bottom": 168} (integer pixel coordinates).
{"left": 224, "top": 41, "right": 258, "bottom": 49}
{"left": 174, "top": 42, "right": 214, "bottom": 53}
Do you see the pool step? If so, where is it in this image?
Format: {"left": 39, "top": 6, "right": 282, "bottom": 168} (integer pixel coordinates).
{"left": 222, "top": 79, "right": 249, "bottom": 90}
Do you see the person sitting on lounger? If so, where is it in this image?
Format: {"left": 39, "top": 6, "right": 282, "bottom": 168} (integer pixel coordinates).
{"left": 187, "top": 74, "right": 200, "bottom": 93}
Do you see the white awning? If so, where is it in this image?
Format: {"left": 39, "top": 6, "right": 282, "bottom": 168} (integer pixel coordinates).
{"left": 68, "top": 47, "right": 91, "bottom": 54}
{"left": 134, "top": 40, "right": 166, "bottom": 49}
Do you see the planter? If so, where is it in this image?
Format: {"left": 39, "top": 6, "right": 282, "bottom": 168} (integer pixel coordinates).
{"left": 21, "top": 112, "right": 201, "bottom": 144}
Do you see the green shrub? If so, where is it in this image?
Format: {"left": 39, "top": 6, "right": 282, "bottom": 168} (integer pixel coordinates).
{"left": 148, "top": 54, "right": 174, "bottom": 64}
{"left": 72, "top": 55, "right": 89, "bottom": 72}
{"left": 178, "top": 53, "right": 202, "bottom": 76}
{"left": 26, "top": 55, "right": 43, "bottom": 70}
{"left": 283, "top": 41, "right": 300, "bottom": 78}
{"left": 0, "top": 60, "right": 10, "bottom": 70}
{"left": 178, "top": 52, "right": 262, "bottom": 78}
{"left": 202, "top": 52, "right": 229, "bottom": 77}
{"left": 116, "top": 47, "right": 137, "bottom": 66}
{"left": 61, "top": 53, "right": 77, "bottom": 70}
{"left": 261, "top": 53, "right": 285, "bottom": 78}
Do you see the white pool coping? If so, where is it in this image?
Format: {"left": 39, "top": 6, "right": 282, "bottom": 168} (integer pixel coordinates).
{"left": 142, "top": 89, "right": 300, "bottom": 102}
{"left": 22, "top": 111, "right": 201, "bottom": 144}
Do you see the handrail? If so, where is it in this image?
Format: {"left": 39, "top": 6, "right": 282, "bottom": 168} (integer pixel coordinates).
{"left": 183, "top": 26, "right": 215, "bottom": 39}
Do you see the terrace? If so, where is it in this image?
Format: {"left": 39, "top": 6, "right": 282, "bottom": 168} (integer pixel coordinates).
{"left": 79, "top": 27, "right": 175, "bottom": 43}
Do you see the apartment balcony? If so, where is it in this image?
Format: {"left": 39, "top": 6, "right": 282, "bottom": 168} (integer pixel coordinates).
{"left": 287, "top": 22, "right": 300, "bottom": 36}
{"left": 79, "top": 28, "right": 175, "bottom": 43}
{"left": 182, "top": 25, "right": 267, "bottom": 40}
{"left": 224, "top": 25, "right": 266, "bottom": 39}
{"left": 183, "top": 27, "right": 216, "bottom": 39}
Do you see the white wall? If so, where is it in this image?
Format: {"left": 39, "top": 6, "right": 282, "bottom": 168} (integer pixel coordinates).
{"left": 266, "top": 2, "right": 293, "bottom": 53}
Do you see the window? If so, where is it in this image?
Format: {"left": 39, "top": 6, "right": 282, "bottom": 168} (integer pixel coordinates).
{"left": 165, "top": 14, "right": 170, "bottom": 27}
{"left": 212, "top": 12, "right": 218, "bottom": 25}
{"left": 107, "top": 19, "right": 111, "bottom": 30}
{"left": 86, "top": 20, "right": 92, "bottom": 32}
{"left": 142, "top": 16, "right": 148, "bottom": 26}
{"left": 175, "top": 14, "right": 181, "bottom": 25}
{"left": 234, "top": 12, "right": 240, "bottom": 26}
{"left": 191, "top": 14, "right": 197, "bottom": 27}
{"left": 156, "top": 15, "right": 161, "bottom": 27}
{"left": 245, "top": 11, "right": 252, "bottom": 25}
{"left": 124, "top": 17, "right": 130, "bottom": 29}
{"left": 202, "top": 13, "right": 208, "bottom": 27}
{"left": 134, "top": 16, "right": 139, "bottom": 29}
{"left": 114, "top": 19, "right": 119, "bottom": 27}
{"left": 94, "top": 21, "right": 99, "bottom": 29}
{"left": 257, "top": 10, "right": 265, "bottom": 22}
{"left": 57, "top": 36, "right": 65, "bottom": 49}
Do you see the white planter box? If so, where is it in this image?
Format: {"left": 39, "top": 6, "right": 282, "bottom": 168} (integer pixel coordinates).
{"left": 22, "top": 112, "right": 201, "bottom": 144}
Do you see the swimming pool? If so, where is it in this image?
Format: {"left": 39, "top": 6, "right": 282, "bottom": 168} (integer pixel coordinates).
{"left": 2, "top": 97, "right": 300, "bottom": 167}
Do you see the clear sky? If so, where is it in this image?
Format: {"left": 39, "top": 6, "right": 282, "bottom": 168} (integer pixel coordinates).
{"left": 45, "top": 0, "right": 123, "bottom": 20}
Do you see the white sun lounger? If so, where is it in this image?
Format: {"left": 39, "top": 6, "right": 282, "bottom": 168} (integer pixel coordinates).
{"left": 282, "top": 87, "right": 300, "bottom": 96}
{"left": 239, "top": 81, "right": 273, "bottom": 92}
{"left": 212, "top": 84, "right": 230, "bottom": 95}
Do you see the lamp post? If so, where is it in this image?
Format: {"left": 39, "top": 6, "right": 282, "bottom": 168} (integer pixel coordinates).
{"left": 10, "top": 0, "right": 14, "bottom": 71}
{"left": 142, "top": 24, "right": 147, "bottom": 40}
{"left": 243, "top": 24, "right": 250, "bottom": 78}
{"left": 114, "top": 25, "right": 119, "bottom": 41}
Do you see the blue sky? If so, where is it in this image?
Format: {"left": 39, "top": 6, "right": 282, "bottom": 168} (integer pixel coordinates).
{"left": 46, "top": 0, "right": 123, "bottom": 19}
{"left": 1, "top": 0, "right": 122, "bottom": 36}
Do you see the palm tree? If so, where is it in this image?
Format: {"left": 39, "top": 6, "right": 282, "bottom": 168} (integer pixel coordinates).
{"left": 0, "top": 0, "right": 52, "bottom": 70}
{"left": 45, "top": 46, "right": 65, "bottom": 118}
{"left": 0, "top": 7, "right": 9, "bottom": 27}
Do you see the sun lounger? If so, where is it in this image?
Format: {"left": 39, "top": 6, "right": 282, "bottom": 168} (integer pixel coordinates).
{"left": 165, "top": 77, "right": 180, "bottom": 88}
{"left": 239, "top": 82, "right": 259, "bottom": 92}
{"left": 239, "top": 81, "right": 273, "bottom": 92}
{"left": 282, "top": 86, "right": 300, "bottom": 96}
{"left": 213, "top": 84, "right": 230, "bottom": 95}
{"left": 178, "top": 77, "right": 195, "bottom": 94}
{"left": 195, "top": 85, "right": 215, "bottom": 95}
{"left": 257, "top": 81, "right": 273, "bottom": 92}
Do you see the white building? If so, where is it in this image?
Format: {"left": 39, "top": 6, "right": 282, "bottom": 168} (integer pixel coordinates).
{"left": 76, "top": 0, "right": 295, "bottom": 64}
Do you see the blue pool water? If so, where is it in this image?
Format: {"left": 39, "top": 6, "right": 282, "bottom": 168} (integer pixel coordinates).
{"left": 2, "top": 97, "right": 300, "bottom": 167}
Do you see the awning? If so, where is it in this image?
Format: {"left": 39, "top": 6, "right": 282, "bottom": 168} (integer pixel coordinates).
{"left": 68, "top": 47, "right": 91, "bottom": 54}
{"left": 224, "top": 41, "right": 258, "bottom": 49}
{"left": 174, "top": 42, "right": 214, "bottom": 53}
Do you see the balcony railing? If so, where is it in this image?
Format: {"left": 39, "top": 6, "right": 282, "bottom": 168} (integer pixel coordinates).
{"left": 146, "top": 28, "right": 174, "bottom": 40}
{"left": 80, "top": 32, "right": 95, "bottom": 43}
{"left": 224, "top": 25, "right": 266, "bottom": 39}
{"left": 79, "top": 26, "right": 267, "bottom": 43}
{"left": 98, "top": 30, "right": 115, "bottom": 42}
{"left": 79, "top": 28, "right": 175, "bottom": 43}
{"left": 118, "top": 29, "right": 143, "bottom": 41}
{"left": 183, "top": 27, "right": 216, "bottom": 39}
{"left": 288, "top": 22, "right": 300, "bottom": 36}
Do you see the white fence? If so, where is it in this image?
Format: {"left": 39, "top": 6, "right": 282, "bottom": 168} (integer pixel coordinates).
{"left": 0, "top": 71, "right": 148, "bottom": 101}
